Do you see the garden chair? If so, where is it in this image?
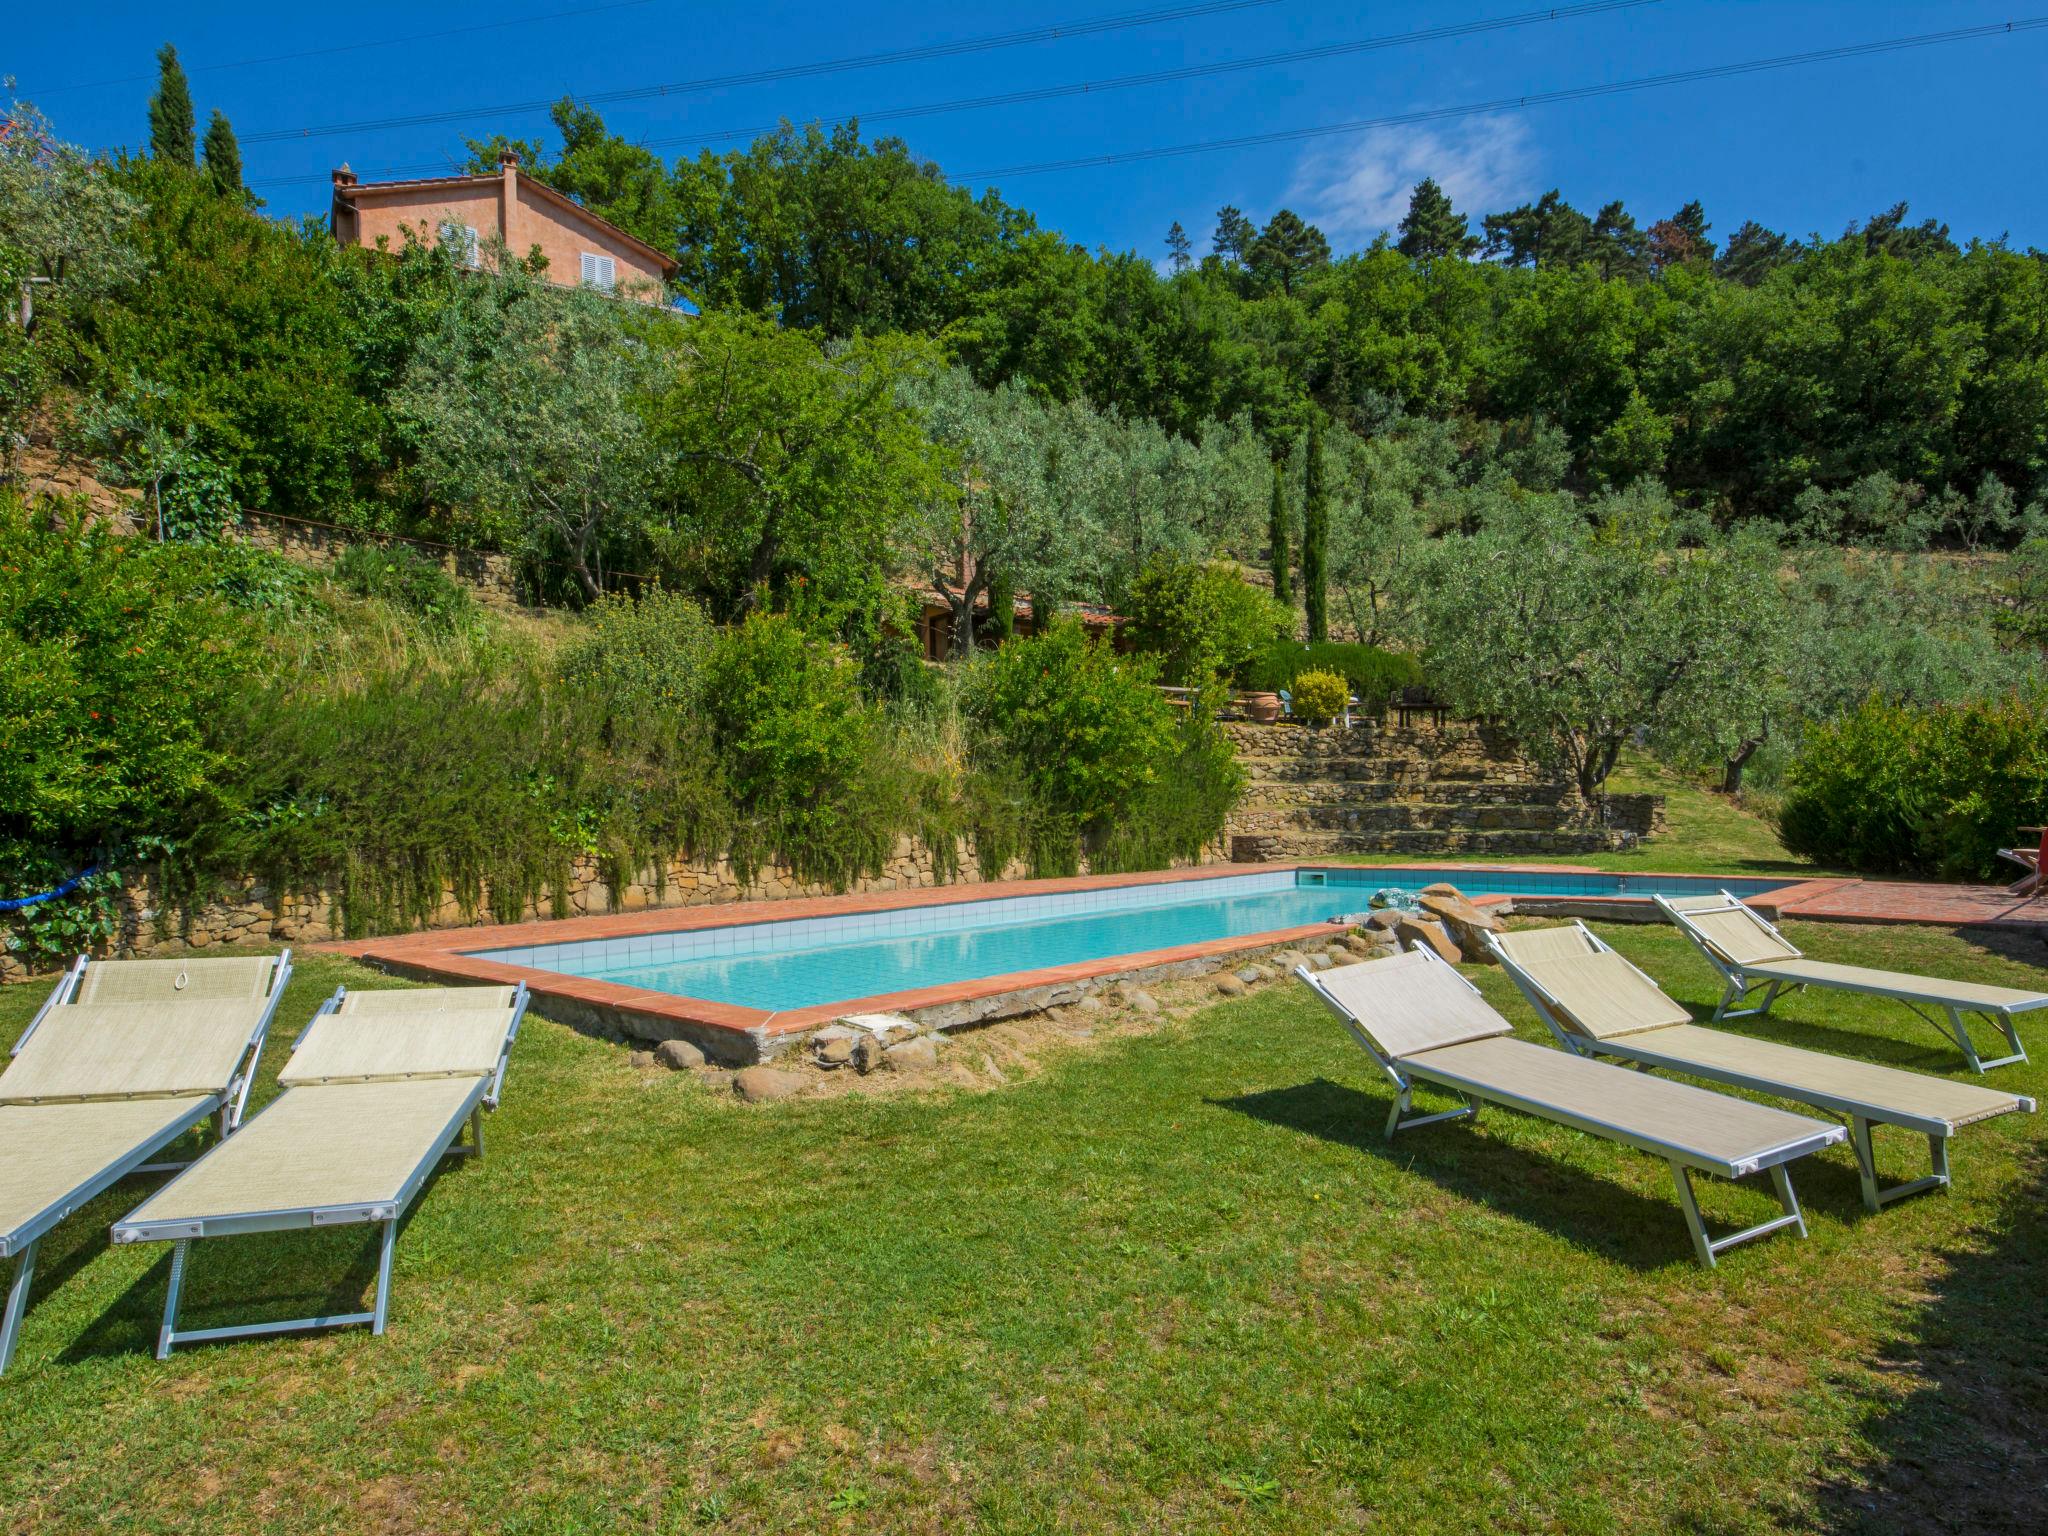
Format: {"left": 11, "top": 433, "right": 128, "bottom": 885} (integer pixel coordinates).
{"left": 112, "top": 982, "right": 527, "bottom": 1358}
{"left": 1997, "top": 826, "right": 2043, "bottom": 895}
{"left": 1656, "top": 894, "right": 2047, "bottom": 1072}
{"left": 1296, "top": 948, "right": 1843, "bottom": 1267}
{"left": 1, "top": 953, "right": 291, "bottom": 1374}
{"left": 1488, "top": 924, "right": 2034, "bottom": 1212}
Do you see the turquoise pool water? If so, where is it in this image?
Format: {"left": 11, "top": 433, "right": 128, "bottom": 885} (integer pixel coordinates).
{"left": 474, "top": 868, "right": 1792, "bottom": 1015}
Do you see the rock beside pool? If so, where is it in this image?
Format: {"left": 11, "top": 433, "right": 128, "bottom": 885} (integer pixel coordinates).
{"left": 1395, "top": 914, "right": 1463, "bottom": 964}
{"left": 1342, "top": 934, "right": 1378, "bottom": 957}
{"left": 814, "top": 1035, "right": 856, "bottom": 1068}
{"left": 1419, "top": 893, "right": 1504, "bottom": 962}
{"left": 1074, "top": 995, "right": 1106, "bottom": 1014}
{"left": 885, "top": 1036, "right": 940, "bottom": 1073}
{"left": 1215, "top": 972, "right": 1247, "bottom": 997}
{"left": 733, "top": 1066, "right": 807, "bottom": 1103}
{"left": 629, "top": 1050, "right": 658, "bottom": 1070}
{"left": 1125, "top": 988, "right": 1162, "bottom": 1014}
{"left": 1364, "top": 910, "right": 1404, "bottom": 933}
{"left": 1420, "top": 882, "right": 1468, "bottom": 901}
{"left": 655, "top": 1039, "right": 706, "bottom": 1071}
{"left": 850, "top": 1035, "right": 883, "bottom": 1074}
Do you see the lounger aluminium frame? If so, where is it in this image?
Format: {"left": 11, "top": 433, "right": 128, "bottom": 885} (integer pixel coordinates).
{"left": 1, "top": 952, "right": 292, "bottom": 1375}
{"left": 1296, "top": 947, "right": 1845, "bottom": 1268}
{"left": 1486, "top": 923, "right": 2036, "bottom": 1213}
{"left": 1656, "top": 892, "right": 2047, "bottom": 1072}
{"left": 111, "top": 982, "right": 528, "bottom": 1358}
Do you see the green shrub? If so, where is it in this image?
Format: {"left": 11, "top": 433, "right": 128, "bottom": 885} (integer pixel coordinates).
{"left": 701, "top": 612, "right": 906, "bottom": 888}
{"left": 1238, "top": 639, "right": 1423, "bottom": 704}
{"left": 1289, "top": 668, "right": 1350, "bottom": 723}
{"left": 1778, "top": 694, "right": 2048, "bottom": 879}
{"left": 333, "top": 541, "right": 476, "bottom": 632}
{"left": 1125, "top": 554, "right": 1292, "bottom": 687}
{"left": 965, "top": 618, "right": 1205, "bottom": 875}
{"left": 558, "top": 589, "right": 715, "bottom": 717}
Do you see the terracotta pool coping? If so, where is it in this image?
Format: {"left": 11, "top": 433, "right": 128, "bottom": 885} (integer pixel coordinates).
{"left": 315, "top": 862, "right": 2046, "bottom": 1062}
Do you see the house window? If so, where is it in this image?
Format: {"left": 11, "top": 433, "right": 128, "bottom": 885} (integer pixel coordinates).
{"left": 580, "top": 252, "right": 617, "bottom": 293}
{"left": 439, "top": 221, "right": 481, "bottom": 267}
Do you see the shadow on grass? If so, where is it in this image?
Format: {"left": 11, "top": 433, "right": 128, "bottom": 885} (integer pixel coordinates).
{"left": 1811, "top": 1151, "right": 2047, "bottom": 1534}
{"left": 1212, "top": 1077, "right": 1827, "bottom": 1272}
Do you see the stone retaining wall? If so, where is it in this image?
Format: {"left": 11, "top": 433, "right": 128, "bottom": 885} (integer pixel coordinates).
{"left": 235, "top": 512, "right": 527, "bottom": 606}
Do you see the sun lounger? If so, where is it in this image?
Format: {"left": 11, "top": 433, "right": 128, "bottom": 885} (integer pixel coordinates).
{"left": 111, "top": 983, "right": 526, "bottom": 1358}
{"left": 1, "top": 953, "right": 290, "bottom": 1374}
{"left": 1487, "top": 924, "right": 2035, "bottom": 1212}
{"left": 1656, "top": 893, "right": 2047, "bottom": 1072}
{"left": 1295, "top": 948, "right": 1844, "bottom": 1267}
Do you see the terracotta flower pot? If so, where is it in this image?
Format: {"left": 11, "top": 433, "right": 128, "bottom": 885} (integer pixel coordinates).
{"left": 1243, "top": 691, "right": 1282, "bottom": 724}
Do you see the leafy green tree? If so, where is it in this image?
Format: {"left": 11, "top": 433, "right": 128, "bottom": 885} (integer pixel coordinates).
{"left": 1300, "top": 419, "right": 1330, "bottom": 642}
{"left": 1124, "top": 553, "right": 1291, "bottom": 686}
{"left": 1267, "top": 458, "right": 1292, "bottom": 608}
{"left": 1396, "top": 177, "right": 1479, "bottom": 260}
{"left": 395, "top": 259, "right": 662, "bottom": 600}
{"left": 147, "top": 44, "right": 196, "bottom": 169}
{"left": 1419, "top": 490, "right": 1782, "bottom": 800}
{"left": 641, "top": 309, "right": 944, "bottom": 618}
{"left": 76, "top": 371, "right": 198, "bottom": 541}
{"left": 201, "top": 109, "right": 243, "bottom": 199}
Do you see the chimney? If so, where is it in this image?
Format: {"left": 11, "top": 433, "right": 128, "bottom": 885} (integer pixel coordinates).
{"left": 331, "top": 163, "right": 357, "bottom": 189}
{"left": 498, "top": 149, "right": 520, "bottom": 170}
{"left": 499, "top": 151, "right": 519, "bottom": 252}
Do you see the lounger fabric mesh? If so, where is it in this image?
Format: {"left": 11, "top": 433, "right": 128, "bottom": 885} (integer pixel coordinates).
{"left": 0, "top": 1001, "right": 268, "bottom": 1104}
{"left": 337, "top": 986, "right": 520, "bottom": 1016}
{"left": 1409, "top": 1036, "right": 1831, "bottom": 1173}
{"left": 280, "top": 1008, "right": 515, "bottom": 1086}
{"left": 1615, "top": 1024, "right": 2029, "bottom": 1129}
{"left": 1686, "top": 907, "right": 1801, "bottom": 966}
{"left": 75, "top": 957, "right": 273, "bottom": 1005}
{"left": 1314, "top": 950, "right": 1512, "bottom": 1058}
{"left": 1516, "top": 953, "right": 1693, "bottom": 1039}
{"left": 121, "top": 1077, "right": 483, "bottom": 1222}
{"left": 0, "top": 1097, "right": 215, "bottom": 1243}
{"left": 1491, "top": 927, "right": 1600, "bottom": 965}
{"left": 1742, "top": 958, "right": 2048, "bottom": 1010}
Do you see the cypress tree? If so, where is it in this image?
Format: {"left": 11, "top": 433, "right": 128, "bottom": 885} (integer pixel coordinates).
{"left": 148, "top": 43, "right": 197, "bottom": 169}
{"left": 202, "top": 109, "right": 243, "bottom": 197}
{"left": 1267, "top": 459, "right": 1292, "bottom": 609}
{"left": 1301, "top": 421, "right": 1329, "bottom": 643}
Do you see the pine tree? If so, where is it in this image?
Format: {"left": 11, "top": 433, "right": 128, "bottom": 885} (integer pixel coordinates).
{"left": 1396, "top": 177, "right": 1479, "bottom": 260}
{"left": 1165, "top": 221, "right": 1193, "bottom": 274}
{"left": 1267, "top": 459, "right": 1292, "bottom": 609}
{"left": 1247, "top": 209, "right": 1330, "bottom": 295}
{"left": 1647, "top": 200, "right": 1715, "bottom": 271}
{"left": 1211, "top": 205, "right": 1256, "bottom": 264}
{"left": 202, "top": 109, "right": 243, "bottom": 197}
{"left": 1301, "top": 421, "right": 1329, "bottom": 644}
{"left": 148, "top": 43, "right": 196, "bottom": 169}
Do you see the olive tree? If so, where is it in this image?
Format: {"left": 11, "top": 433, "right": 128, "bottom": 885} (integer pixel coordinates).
{"left": 1418, "top": 487, "right": 1781, "bottom": 801}
{"left": 394, "top": 259, "right": 660, "bottom": 600}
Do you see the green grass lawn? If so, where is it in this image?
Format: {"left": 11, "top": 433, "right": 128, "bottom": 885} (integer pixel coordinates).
{"left": 3, "top": 917, "right": 2044, "bottom": 1534}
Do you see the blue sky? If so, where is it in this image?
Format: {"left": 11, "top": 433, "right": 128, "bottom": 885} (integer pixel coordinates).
{"left": 7, "top": 0, "right": 2044, "bottom": 258}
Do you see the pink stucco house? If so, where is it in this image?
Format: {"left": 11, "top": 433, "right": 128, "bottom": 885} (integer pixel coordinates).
{"left": 330, "top": 151, "right": 676, "bottom": 300}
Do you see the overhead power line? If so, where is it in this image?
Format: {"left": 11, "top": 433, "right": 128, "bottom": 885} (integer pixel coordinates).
{"left": 249, "top": 0, "right": 1658, "bottom": 189}
{"left": 242, "top": 0, "right": 1285, "bottom": 144}
{"left": 955, "top": 16, "right": 2048, "bottom": 180}
{"left": 26, "top": 1, "right": 658, "bottom": 96}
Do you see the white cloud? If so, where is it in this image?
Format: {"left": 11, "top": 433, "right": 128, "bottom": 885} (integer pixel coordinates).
{"left": 1286, "top": 116, "right": 1537, "bottom": 248}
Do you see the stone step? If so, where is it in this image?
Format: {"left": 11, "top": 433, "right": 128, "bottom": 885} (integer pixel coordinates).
{"left": 1229, "top": 828, "right": 1616, "bottom": 860}
{"left": 1235, "top": 780, "right": 1573, "bottom": 807}
{"left": 1232, "top": 754, "right": 1545, "bottom": 780}
{"left": 1230, "top": 802, "right": 1587, "bottom": 834}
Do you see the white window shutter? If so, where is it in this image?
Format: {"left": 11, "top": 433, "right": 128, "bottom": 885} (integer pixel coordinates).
{"left": 581, "top": 252, "right": 616, "bottom": 293}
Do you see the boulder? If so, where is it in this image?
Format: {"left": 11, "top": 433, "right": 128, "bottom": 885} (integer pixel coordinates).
{"left": 885, "top": 1036, "right": 940, "bottom": 1073}
{"left": 654, "top": 1039, "right": 705, "bottom": 1071}
{"left": 733, "top": 1066, "right": 806, "bottom": 1103}
{"left": 849, "top": 1035, "right": 884, "bottom": 1075}
{"left": 1394, "top": 914, "right": 1463, "bottom": 964}
{"left": 1074, "top": 995, "right": 1106, "bottom": 1014}
{"left": 1419, "top": 882, "right": 1468, "bottom": 901}
{"left": 1365, "top": 910, "right": 1404, "bottom": 933}
{"left": 813, "top": 1036, "right": 856, "bottom": 1068}
{"left": 629, "top": 1050, "right": 657, "bottom": 1071}
{"left": 1418, "top": 892, "right": 1505, "bottom": 963}
{"left": 1342, "top": 934, "right": 1377, "bottom": 957}
{"left": 1125, "top": 989, "right": 1162, "bottom": 1015}
{"left": 1237, "top": 964, "right": 1270, "bottom": 984}
{"left": 1307, "top": 952, "right": 1333, "bottom": 971}
{"left": 1215, "top": 972, "right": 1247, "bottom": 997}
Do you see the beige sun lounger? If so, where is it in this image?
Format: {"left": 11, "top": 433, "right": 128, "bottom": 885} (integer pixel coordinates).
{"left": 112, "top": 983, "right": 526, "bottom": 1358}
{"left": 1295, "top": 947, "right": 1844, "bottom": 1267}
{"left": 1487, "top": 924, "right": 2035, "bottom": 1213}
{"left": 1, "top": 953, "right": 290, "bottom": 1374}
{"left": 1657, "top": 893, "right": 2047, "bottom": 1072}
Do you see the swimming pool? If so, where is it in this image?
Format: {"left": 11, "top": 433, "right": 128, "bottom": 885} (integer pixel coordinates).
{"left": 471, "top": 867, "right": 1795, "bottom": 1015}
